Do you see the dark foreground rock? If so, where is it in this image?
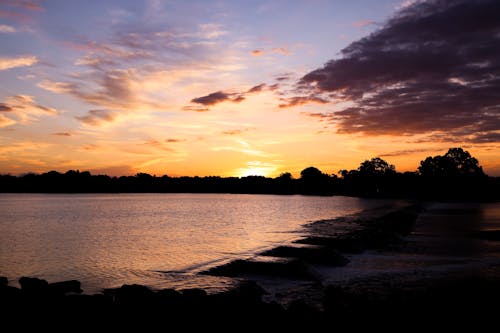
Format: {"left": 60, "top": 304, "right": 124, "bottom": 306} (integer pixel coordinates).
{"left": 201, "top": 257, "right": 314, "bottom": 279}
{"left": 3, "top": 273, "right": 500, "bottom": 329}
{"left": 260, "top": 245, "right": 349, "bottom": 266}
{"left": 471, "top": 230, "right": 500, "bottom": 241}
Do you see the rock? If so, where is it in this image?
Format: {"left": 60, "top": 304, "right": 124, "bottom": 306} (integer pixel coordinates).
{"left": 113, "top": 284, "right": 155, "bottom": 305}
{"left": 0, "top": 276, "right": 7, "bottom": 286}
{"left": 202, "top": 258, "right": 313, "bottom": 279}
{"left": 19, "top": 276, "right": 49, "bottom": 293}
{"left": 470, "top": 230, "right": 500, "bottom": 241}
{"left": 181, "top": 288, "right": 207, "bottom": 300}
{"left": 260, "top": 245, "right": 349, "bottom": 266}
{"left": 49, "top": 280, "right": 83, "bottom": 295}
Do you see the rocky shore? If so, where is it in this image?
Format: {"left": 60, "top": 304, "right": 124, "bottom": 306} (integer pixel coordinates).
{"left": 3, "top": 203, "right": 500, "bottom": 328}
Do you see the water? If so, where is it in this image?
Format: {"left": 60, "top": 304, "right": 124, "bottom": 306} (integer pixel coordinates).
{"left": 0, "top": 193, "right": 393, "bottom": 293}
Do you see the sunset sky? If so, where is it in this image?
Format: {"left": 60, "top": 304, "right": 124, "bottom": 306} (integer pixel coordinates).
{"left": 1, "top": 0, "right": 499, "bottom": 177}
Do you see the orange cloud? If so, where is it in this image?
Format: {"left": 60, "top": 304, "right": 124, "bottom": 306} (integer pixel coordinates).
{"left": 0, "top": 114, "right": 16, "bottom": 127}
{"left": 0, "top": 95, "right": 57, "bottom": 126}
{"left": 251, "top": 49, "right": 264, "bottom": 56}
{"left": 278, "top": 96, "right": 328, "bottom": 108}
{"left": 0, "top": 55, "right": 37, "bottom": 70}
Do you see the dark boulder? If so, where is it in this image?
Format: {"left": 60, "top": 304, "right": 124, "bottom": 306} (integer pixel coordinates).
{"left": 0, "top": 276, "right": 7, "bottom": 286}
{"left": 19, "top": 277, "right": 49, "bottom": 293}
{"left": 49, "top": 280, "right": 83, "bottom": 295}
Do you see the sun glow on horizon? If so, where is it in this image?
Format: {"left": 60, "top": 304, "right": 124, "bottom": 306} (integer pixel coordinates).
{"left": 235, "top": 161, "right": 277, "bottom": 178}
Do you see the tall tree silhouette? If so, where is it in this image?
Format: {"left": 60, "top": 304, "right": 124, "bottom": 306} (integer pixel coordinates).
{"left": 418, "top": 148, "right": 484, "bottom": 177}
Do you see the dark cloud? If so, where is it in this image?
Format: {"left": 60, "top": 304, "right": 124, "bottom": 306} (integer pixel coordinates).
{"left": 268, "top": 83, "right": 280, "bottom": 91}
{"left": 298, "top": 0, "right": 500, "bottom": 142}
{"left": 302, "top": 112, "right": 331, "bottom": 121}
{"left": 76, "top": 109, "right": 117, "bottom": 126}
{"left": 189, "top": 89, "right": 247, "bottom": 108}
{"left": 279, "top": 96, "right": 328, "bottom": 108}
{"left": 191, "top": 91, "right": 233, "bottom": 106}
{"left": 275, "top": 76, "right": 290, "bottom": 82}
{"left": 247, "top": 83, "right": 266, "bottom": 93}
{"left": 52, "top": 132, "right": 71, "bottom": 137}
{"left": 0, "top": 103, "right": 13, "bottom": 112}
{"left": 232, "top": 95, "right": 245, "bottom": 103}
{"left": 379, "top": 148, "right": 441, "bottom": 157}
{"left": 188, "top": 81, "right": 280, "bottom": 110}
{"left": 165, "top": 138, "right": 184, "bottom": 143}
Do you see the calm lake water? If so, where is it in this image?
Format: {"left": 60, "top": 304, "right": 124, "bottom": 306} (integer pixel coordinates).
{"left": 0, "top": 193, "right": 393, "bottom": 293}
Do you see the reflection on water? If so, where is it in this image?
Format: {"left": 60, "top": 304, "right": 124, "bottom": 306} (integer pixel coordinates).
{"left": 0, "top": 193, "right": 392, "bottom": 293}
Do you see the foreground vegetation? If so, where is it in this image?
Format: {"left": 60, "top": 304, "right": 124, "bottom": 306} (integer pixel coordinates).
{"left": 1, "top": 148, "right": 498, "bottom": 200}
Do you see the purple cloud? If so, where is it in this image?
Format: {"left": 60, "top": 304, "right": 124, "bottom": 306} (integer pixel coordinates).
{"left": 247, "top": 83, "right": 266, "bottom": 93}
{"left": 191, "top": 91, "right": 229, "bottom": 106}
{"left": 76, "top": 109, "right": 117, "bottom": 126}
{"left": 278, "top": 96, "right": 328, "bottom": 108}
{"left": 298, "top": 0, "right": 500, "bottom": 142}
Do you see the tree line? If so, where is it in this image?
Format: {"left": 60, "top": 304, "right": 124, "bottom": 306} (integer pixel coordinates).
{"left": 0, "top": 148, "right": 498, "bottom": 201}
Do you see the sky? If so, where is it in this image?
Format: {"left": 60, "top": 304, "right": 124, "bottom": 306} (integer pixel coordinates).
{"left": 1, "top": 0, "right": 499, "bottom": 177}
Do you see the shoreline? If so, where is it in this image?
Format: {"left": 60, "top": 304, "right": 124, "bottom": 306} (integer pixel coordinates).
{"left": 3, "top": 202, "right": 500, "bottom": 326}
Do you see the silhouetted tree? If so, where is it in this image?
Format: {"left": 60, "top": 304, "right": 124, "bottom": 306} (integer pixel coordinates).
{"left": 276, "top": 172, "right": 293, "bottom": 181}
{"left": 0, "top": 148, "right": 497, "bottom": 200}
{"left": 418, "top": 148, "right": 484, "bottom": 177}
{"left": 358, "top": 157, "right": 396, "bottom": 176}
{"left": 299, "top": 167, "right": 333, "bottom": 195}
{"left": 300, "top": 167, "right": 324, "bottom": 180}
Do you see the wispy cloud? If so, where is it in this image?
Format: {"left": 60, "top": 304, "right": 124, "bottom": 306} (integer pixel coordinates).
{"left": 352, "top": 20, "right": 375, "bottom": 27}
{"left": 251, "top": 49, "right": 264, "bottom": 56}
{"left": 0, "top": 0, "right": 44, "bottom": 23}
{"left": 8, "top": 0, "right": 44, "bottom": 11}
{"left": 197, "top": 23, "right": 228, "bottom": 39}
{"left": 75, "top": 109, "right": 117, "bottom": 126}
{"left": 0, "top": 55, "right": 37, "bottom": 70}
{"left": 165, "top": 138, "right": 184, "bottom": 143}
{"left": 247, "top": 83, "right": 266, "bottom": 93}
{"left": 0, "top": 114, "right": 16, "bottom": 128}
{"left": 0, "top": 24, "right": 16, "bottom": 33}
{"left": 0, "top": 94, "right": 57, "bottom": 126}
{"left": 278, "top": 96, "right": 328, "bottom": 108}
{"left": 188, "top": 83, "right": 277, "bottom": 110}
{"left": 250, "top": 47, "right": 290, "bottom": 57}
{"left": 52, "top": 132, "right": 72, "bottom": 137}
{"left": 271, "top": 47, "right": 290, "bottom": 55}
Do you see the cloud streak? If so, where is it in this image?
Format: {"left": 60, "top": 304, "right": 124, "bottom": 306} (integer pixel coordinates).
{"left": 298, "top": 0, "right": 500, "bottom": 143}
{"left": 0, "top": 24, "right": 16, "bottom": 33}
{"left": 279, "top": 96, "right": 328, "bottom": 108}
{"left": 0, "top": 95, "right": 57, "bottom": 126}
{"left": 76, "top": 109, "right": 117, "bottom": 126}
{"left": 0, "top": 55, "right": 37, "bottom": 70}
{"left": 188, "top": 83, "right": 275, "bottom": 110}
{"left": 191, "top": 91, "right": 242, "bottom": 106}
